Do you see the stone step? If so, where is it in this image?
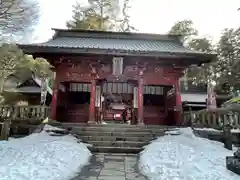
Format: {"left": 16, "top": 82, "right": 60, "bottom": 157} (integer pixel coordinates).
{"left": 80, "top": 135, "right": 155, "bottom": 142}
{"left": 88, "top": 146, "right": 143, "bottom": 153}
{"left": 76, "top": 130, "right": 161, "bottom": 137}
{"left": 61, "top": 123, "right": 179, "bottom": 129}
{"left": 87, "top": 140, "right": 148, "bottom": 147}
{"left": 70, "top": 126, "right": 165, "bottom": 133}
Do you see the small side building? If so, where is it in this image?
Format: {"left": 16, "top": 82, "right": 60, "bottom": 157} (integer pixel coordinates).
{"left": 180, "top": 78, "right": 207, "bottom": 112}
{"left": 3, "top": 70, "right": 52, "bottom": 105}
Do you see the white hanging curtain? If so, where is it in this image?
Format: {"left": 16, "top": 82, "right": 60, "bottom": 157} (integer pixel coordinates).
{"left": 95, "top": 86, "right": 101, "bottom": 107}
{"left": 133, "top": 87, "right": 138, "bottom": 108}
{"left": 69, "top": 83, "right": 90, "bottom": 92}
{"left": 40, "top": 78, "right": 48, "bottom": 105}
{"left": 143, "top": 86, "right": 163, "bottom": 95}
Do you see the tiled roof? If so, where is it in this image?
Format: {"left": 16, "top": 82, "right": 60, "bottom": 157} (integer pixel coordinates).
{"left": 28, "top": 36, "right": 200, "bottom": 54}
{"left": 4, "top": 71, "right": 52, "bottom": 95}
{"left": 18, "top": 29, "right": 216, "bottom": 61}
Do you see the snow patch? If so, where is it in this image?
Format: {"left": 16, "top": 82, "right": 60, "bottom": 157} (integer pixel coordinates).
{"left": 231, "top": 129, "right": 240, "bottom": 133}
{"left": 43, "top": 124, "right": 64, "bottom": 131}
{"left": 139, "top": 128, "right": 239, "bottom": 180}
{"left": 164, "top": 128, "right": 182, "bottom": 136}
{"left": 194, "top": 127, "right": 221, "bottom": 132}
{"left": 0, "top": 126, "right": 91, "bottom": 180}
{"left": 194, "top": 127, "right": 240, "bottom": 133}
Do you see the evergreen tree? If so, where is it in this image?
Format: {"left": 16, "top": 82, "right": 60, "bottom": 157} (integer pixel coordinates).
{"left": 169, "top": 20, "right": 214, "bottom": 86}
{"left": 215, "top": 28, "right": 240, "bottom": 93}
{"left": 66, "top": 0, "right": 120, "bottom": 31}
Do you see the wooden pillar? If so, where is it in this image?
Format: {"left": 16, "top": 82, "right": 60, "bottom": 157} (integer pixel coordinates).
{"left": 137, "top": 70, "right": 144, "bottom": 125}
{"left": 95, "top": 85, "right": 101, "bottom": 123}
{"left": 88, "top": 73, "right": 97, "bottom": 123}
{"left": 64, "top": 84, "right": 69, "bottom": 121}
{"left": 164, "top": 87, "right": 168, "bottom": 123}
{"left": 51, "top": 71, "right": 58, "bottom": 120}
{"left": 133, "top": 87, "right": 138, "bottom": 125}
{"left": 174, "top": 80, "right": 182, "bottom": 125}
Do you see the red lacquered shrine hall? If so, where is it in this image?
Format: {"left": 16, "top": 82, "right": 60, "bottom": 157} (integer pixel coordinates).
{"left": 18, "top": 29, "right": 215, "bottom": 125}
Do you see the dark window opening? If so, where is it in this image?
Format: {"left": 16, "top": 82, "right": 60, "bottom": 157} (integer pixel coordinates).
{"left": 68, "top": 92, "right": 90, "bottom": 105}
{"left": 144, "top": 94, "right": 165, "bottom": 106}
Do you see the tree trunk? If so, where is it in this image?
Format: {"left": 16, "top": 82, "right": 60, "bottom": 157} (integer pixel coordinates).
{"left": 0, "top": 71, "right": 7, "bottom": 104}
{"left": 0, "top": 71, "right": 5, "bottom": 94}
{"left": 100, "top": 0, "right": 103, "bottom": 30}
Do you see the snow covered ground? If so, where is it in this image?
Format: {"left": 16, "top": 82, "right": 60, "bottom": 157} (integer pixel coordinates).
{"left": 0, "top": 125, "right": 91, "bottom": 180}
{"left": 139, "top": 128, "right": 240, "bottom": 180}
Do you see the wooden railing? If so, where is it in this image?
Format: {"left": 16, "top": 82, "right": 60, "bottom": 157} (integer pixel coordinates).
{"left": 0, "top": 105, "right": 51, "bottom": 122}
{"left": 0, "top": 105, "right": 51, "bottom": 140}
{"left": 182, "top": 109, "right": 240, "bottom": 129}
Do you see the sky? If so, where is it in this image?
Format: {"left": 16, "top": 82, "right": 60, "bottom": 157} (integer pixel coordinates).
{"left": 33, "top": 0, "right": 240, "bottom": 43}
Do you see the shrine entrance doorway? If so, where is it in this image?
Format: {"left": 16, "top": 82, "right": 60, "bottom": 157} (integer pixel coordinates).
{"left": 98, "top": 81, "right": 137, "bottom": 124}
{"left": 60, "top": 82, "right": 91, "bottom": 123}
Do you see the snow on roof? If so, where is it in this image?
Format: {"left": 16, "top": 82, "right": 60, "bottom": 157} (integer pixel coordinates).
{"left": 4, "top": 86, "right": 42, "bottom": 93}
{"left": 181, "top": 93, "right": 207, "bottom": 103}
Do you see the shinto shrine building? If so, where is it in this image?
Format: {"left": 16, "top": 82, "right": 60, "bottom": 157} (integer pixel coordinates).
{"left": 18, "top": 29, "right": 215, "bottom": 125}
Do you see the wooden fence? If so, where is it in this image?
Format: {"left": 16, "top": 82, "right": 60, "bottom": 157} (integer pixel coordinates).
{"left": 0, "top": 105, "right": 51, "bottom": 122}
{"left": 182, "top": 109, "right": 240, "bottom": 129}
{"left": 0, "top": 105, "right": 50, "bottom": 140}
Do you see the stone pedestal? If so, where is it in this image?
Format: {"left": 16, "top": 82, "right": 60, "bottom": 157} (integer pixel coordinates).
{"left": 226, "top": 148, "right": 240, "bottom": 175}
{"left": 223, "top": 125, "right": 233, "bottom": 150}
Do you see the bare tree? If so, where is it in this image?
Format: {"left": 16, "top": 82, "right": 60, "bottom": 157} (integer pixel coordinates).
{"left": 0, "top": 0, "right": 39, "bottom": 40}
{"left": 119, "top": 0, "right": 137, "bottom": 32}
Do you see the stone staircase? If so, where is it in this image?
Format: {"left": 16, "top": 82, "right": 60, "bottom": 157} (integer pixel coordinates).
{"left": 59, "top": 123, "right": 174, "bottom": 153}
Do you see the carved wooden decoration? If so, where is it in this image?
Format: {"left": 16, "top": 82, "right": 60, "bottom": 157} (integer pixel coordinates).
{"left": 55, "top": 56, "right": 182, "bottom": 86}
{"left": 125, "top": 66, "right": 137, "bottom": 72}
{"left": 154, "top": 67, "right": 163, "bottom": 74}
{"left": 100, "top": 64, "right": 111, "bottom": 73}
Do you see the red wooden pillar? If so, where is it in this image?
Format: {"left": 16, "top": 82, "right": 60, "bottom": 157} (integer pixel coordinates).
{"left": 88, "top": 76, "right": 96, "bottom": 123}
{"left": 137, "top": 70, "right": 144, "bottom": 125}
{"left": 174, "top": 80, "right": 182, "bottom": 125}
{"left": 164, "top": 87, "right": 168, "bottom": 122}
{"left": 51, "top": 71, "right": 58, "bottom": 120}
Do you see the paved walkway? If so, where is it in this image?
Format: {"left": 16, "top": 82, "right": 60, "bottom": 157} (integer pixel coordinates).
{"left": 71, "top": 153, "right": 147, "bottom": 180}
